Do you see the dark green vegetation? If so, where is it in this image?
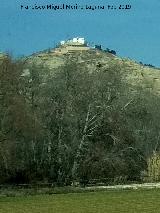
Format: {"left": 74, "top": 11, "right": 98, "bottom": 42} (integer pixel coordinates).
{"left": 1, "top": 190, "right": 160, "bottom": 212}
{"left": 1, "top": 50, "right": 160, "bottom": 185}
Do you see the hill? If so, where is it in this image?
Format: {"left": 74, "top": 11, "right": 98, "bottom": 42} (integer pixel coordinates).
{"left": 24, "top": 46, "right": 160, "bottom": 95}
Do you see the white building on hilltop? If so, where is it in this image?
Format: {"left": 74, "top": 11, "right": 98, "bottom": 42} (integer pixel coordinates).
{"left": 60, "top": 37, "right": 86, "bottom": 46}
{"left": 53, "top": 37, "right": 90, "bottom": 54}
{"left": 72, "top": 37, "right": 85, "bottom": 45}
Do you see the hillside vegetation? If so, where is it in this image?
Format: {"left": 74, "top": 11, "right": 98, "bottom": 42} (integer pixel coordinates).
{"left": 0, "top": 48, "right": 160, "bottom": 185}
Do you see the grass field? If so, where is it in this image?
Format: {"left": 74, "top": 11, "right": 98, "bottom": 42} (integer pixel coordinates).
{"left": 0, "top": 189, "right": 160, "bottom": 213}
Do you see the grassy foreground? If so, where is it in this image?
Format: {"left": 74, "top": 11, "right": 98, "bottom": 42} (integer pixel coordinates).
{"left": 0, "top": 189, "right": 160, "bottom": 213}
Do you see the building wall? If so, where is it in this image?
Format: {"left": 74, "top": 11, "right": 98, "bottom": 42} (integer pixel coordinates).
{"left": 65, "top": 46, "right": 90, "bottom": 51}
{"left": 53, "top": 45, "right": 90, "bottom": 55}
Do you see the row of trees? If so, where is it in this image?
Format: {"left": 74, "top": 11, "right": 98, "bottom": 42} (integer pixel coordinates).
{"left": 94, "top": 45, "right": 116, "bottom": 55}
{"left": 0, "top": 55, "right": 160, "bottom": 185}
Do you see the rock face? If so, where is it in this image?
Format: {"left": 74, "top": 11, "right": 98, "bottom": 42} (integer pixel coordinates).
{"left": 24, "top": 47, "right": 160, "bottom": 95}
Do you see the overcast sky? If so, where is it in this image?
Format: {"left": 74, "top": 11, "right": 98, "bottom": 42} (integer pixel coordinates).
{"left": 0, "top": 0, "right": 160, "bottom": 67}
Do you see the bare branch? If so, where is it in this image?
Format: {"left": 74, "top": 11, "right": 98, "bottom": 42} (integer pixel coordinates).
{"left": 121, "top": 99, "right": 133, "bottom": 111}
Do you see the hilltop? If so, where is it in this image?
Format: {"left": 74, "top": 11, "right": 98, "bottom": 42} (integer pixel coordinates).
{"left": 23, "top": 44, "right": 160, "bottom": 96}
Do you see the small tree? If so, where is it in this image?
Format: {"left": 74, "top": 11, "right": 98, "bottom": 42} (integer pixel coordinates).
{"left": 147, "top": 152, "right": 160, "bottom": 182}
